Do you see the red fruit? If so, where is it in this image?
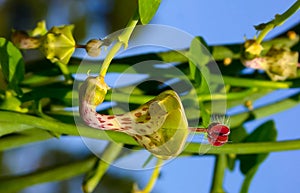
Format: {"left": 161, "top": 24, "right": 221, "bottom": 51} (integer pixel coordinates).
{"left": 207, "top": 123, "right": 230, "bottom": 146}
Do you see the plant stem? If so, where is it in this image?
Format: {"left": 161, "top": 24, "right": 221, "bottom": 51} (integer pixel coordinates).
{"left": 0, "top": 129, "right": 53, "bottom": 151}
{"left": 186, "top": 139, "right": 300, "bottom": 154}
{"left": 1, "top": 112, "right": 300, "bottom": 154}
{"left": 135, "top": 159, "right": 163, "bottom": 193}
{"left": 55, "top": 61, "right": 73, "bottom": 84}
{"left": 82, "top": 142, "right": 123, "bottom": 193}
{"left": 99, "top": 11, "right": 139, "bottom": 78}
{"left": 256, "top": 0, "right": 300, "bottom": 44}
{"left": 221, "top": 76, "right": 292, "bottom": 89}
{"left": 0, "top": 156, "right": 97, "bottom": 193}
{"left": 0, "top": 111, "right": 136, "bottom": 148}
{"left": 67, "top": 33, "right": 298, "bottom": 70}
{"left": 143, "top": 159, "right": 163, "bottom": 193}
{"left": 210, "top": 154, "right": 226, "bottom": 193}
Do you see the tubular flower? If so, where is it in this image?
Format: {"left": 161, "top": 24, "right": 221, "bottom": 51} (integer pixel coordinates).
{"left": 79, "top": 76, "right": 189, "bottom": 160}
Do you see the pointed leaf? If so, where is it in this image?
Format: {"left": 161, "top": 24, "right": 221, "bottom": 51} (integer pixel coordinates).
{"left": 0, "top": 38, "right": 25, "bottom": 94}
{"left": 186, "top": 37, "right": 211, "bottom": 92}
{"left": 138, "top": 0, "right": 161, "bottom": 24}
{"left": 227, "top": 125, "right": 248, "bottom": 171}
{"left": 238, "top": 120, "right": 277, "bottom": 174}
{"left": 186, "top": 37, "right": 211, "bottom": 67}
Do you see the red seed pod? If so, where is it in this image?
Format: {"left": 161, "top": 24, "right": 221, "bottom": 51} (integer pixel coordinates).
{"left": 207, "top": 137, "right": 226, "bottom": 146}
{"left": 207, "top": 122, "right": 230, "bottom": 146}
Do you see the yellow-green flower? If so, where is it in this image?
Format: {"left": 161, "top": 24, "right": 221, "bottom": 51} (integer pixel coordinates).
{"left": 29, "top": 20, "right": 47, "bottom": 37}
{"left": 40, "top": 25, "right": 76, "bottom": 64}
{"left": 79, "top": 76, "right": 110, "bottom": 107}
{"left": 244, "top": 39, "right": 264, "bottom": 58}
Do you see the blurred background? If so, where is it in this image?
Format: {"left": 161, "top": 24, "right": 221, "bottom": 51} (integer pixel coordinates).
{"left": 0, "top": 0, "right": 300, "bottom": 193}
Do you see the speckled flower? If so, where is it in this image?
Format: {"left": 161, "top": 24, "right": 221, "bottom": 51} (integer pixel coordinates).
{"left": 79, "top": 76, "right": 189, "bottom": 160}
{"left": 242, "top": 46, "right": 298, "bottom": 81}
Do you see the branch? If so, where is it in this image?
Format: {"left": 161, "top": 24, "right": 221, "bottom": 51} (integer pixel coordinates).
{"left": 0, "top": 156, "right": 97, "bottom": 193}
{"left": 1, "top": 112, "right": 300, "bottom": 155}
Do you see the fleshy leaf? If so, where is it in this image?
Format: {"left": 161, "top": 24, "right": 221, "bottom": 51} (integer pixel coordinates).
{"left": 138, "top": 0, "right": 161, "bottom": 24}
{"left": 0, "top": 37, "right": 25, "bottom": 94}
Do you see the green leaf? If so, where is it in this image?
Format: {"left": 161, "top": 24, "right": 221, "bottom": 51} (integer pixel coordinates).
{"left": 199, "top": 101, "right": 210, "bottom": 127}
{"left": 0, "top": 37, "right": 25, "bottom": 94}
{"left": 186, "top": 37, "right": 211, "bottom": 91}
{"left": 186, "top": 37, "right": 211, "bottom": 68}
{"left": 138, "top": 0, "right": 161, "bottom": 24}
{"left": 227, "top": 125, "right": 248, "bottom": 171}
{"left": 237, "top": 120, "right": 277, "bottom": 193}
{"left": 229, "top": 125, "right": 248, "bottom": 143}
{"left": 186, "top": 37, "right": 213, "bottom": 127}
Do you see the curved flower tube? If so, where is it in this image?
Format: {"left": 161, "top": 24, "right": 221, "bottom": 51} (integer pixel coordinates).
{"left": 79, "top": 76, "right": 230, "bottom": 159}
{"left": 79, "top": 76, "right": 189, "bottom": 160}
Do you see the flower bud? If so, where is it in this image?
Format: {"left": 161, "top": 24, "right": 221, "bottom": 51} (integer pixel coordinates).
{"left": 85, "top": 39, "right": 103, "bottom": 57}
{"left": 243, "top": 39, "right": 264, "bottom": 59}
{"left": 11, "top": 31, "right": 40, "bottom": 49}
{"left": 79, "top": 76, "right": 110, "bottom": 107}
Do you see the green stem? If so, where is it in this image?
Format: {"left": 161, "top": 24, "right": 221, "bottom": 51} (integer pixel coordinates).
{"left": 0, "top": 122, "right": 32, "bottom": 136}
{"left": 210, "top": 154, "right": 226, "bottom": 193}
{"left": 256, "top": 24, "right": 274, "bottom": 44}
{"left": 1, "top": 114, "right": 300, "bottom": 155}
{"left": 99, "top": 11, "right": 139, "bottom": 78}
{"left": 60, "top": 35, "right": 299, "bottom": 73}
{"left": 105, "top": 87, "right": 258, "bottom": 105}
{"left": 198, "top": 88, "right": 259, "bottom": 101}
{"left": 0, "top": 111, "right": 136, "bottom": 148}
{"left": 0, "top": 129, "right": 53, "bottom": 151}
{"left": 82, "top": 142, "right": 123, "bottom": 193}
{"left": 0, "top": 156, "right": 97, "bottom": 193}
{"left": 221, "top": 76, "right": 292, "bottom": 89}
{"left": 55, "top": 61, "right": 73, "bottom": 84}
{"left": 140, "top": 159, "right": 163, "bottom": 193}
{"left": 229, "top": 91, "right": 300, "bottom": 128}
{"left": 186, "top": 139, "right": 300, "bottom": 155}
{"left": 1, "top": 110, "right": 300, "bottom": 154}
{"left": 256, "top": 0, "right": 300, "bottom": 43}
